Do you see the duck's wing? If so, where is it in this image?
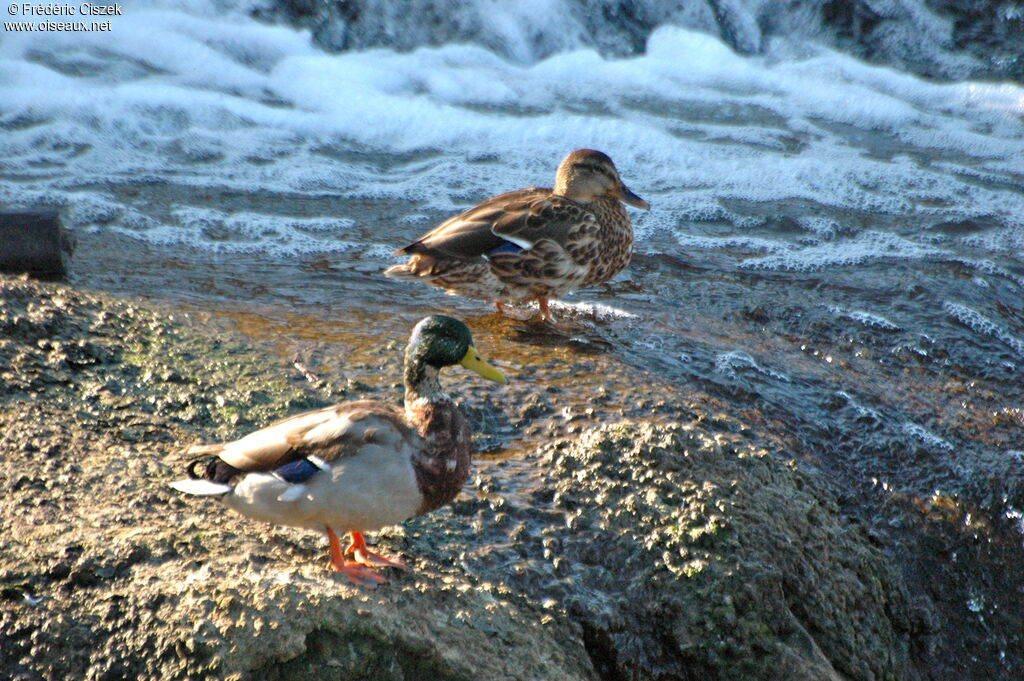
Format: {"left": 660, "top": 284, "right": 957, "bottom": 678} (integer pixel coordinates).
{"left": 488, "top": 194, "right": 598, "bottom": 251}
{"left": 395, "top": 187, "right": 591, "bottom": 259}
{"left": 189, "top": 401, "right": 411, "bottom": 474}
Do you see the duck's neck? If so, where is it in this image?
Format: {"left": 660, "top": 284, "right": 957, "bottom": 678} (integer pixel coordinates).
{"left": 403, "top": 358, "right": 473, "bottom": 514}
{"left": 404, "top": 359, "right": 446, "bottom": 409}
{"left": 573, "top": 196, "right": 632, "bottom": 289}
{"left": 588, "top": 195, "right": 630, "bottom": 234}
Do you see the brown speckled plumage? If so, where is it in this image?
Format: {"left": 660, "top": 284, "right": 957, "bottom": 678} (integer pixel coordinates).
{"left": 384, "top": 149, "right": 648, "bottom": 316}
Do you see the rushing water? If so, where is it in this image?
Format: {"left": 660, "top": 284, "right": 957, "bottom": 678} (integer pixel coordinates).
{"left": 2, "top": 1, "right": 1024, "bottom": 520}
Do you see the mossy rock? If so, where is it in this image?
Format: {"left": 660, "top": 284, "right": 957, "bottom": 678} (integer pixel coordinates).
{"left": 0, "top": 275, "right": 913, "bottom": 681}
{"left": 410, "top": 422, "right": 913, "bottom": 681}
{"left": 0, "top": 275, "right": 594, "bottom": 680}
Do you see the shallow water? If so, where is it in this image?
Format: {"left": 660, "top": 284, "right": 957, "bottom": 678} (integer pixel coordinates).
{"left": 67, "top": 205, "right": 1024, "bottom": 523}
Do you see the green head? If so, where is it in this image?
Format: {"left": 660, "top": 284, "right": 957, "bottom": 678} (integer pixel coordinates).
{"left": 405, "top": 315, "right": 507, "bottom": 384}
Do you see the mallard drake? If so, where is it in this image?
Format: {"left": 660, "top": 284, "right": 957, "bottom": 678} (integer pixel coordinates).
{"left": 169, "top": 315, "right": 507, "bottom": 587}
{"left": 384, "top": 149, "right": 649, "bottom": 321}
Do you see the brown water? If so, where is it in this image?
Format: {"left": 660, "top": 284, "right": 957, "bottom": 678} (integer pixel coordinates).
{"left": 69, "top": 207, "right": 1024, "bottom": 522}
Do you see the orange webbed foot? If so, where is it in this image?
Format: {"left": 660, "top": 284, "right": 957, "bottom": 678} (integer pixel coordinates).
{"left": 328, "top": 559, "right": 388, "bottom": 588}
{"left": 346, "top": 531, "right": 406, "bottom": 569}
{"left": 325, "top": 526, "right": 388, "bottom": 588}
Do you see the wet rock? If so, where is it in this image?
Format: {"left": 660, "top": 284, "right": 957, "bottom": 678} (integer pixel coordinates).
{"left": 0, "top": 276, "right": 594, "bottom": 681}
{"left": 258, "top": 0, "right": 1023, "bottom": 82}
{"left": 416, "top": 423, "right": 914, "bottom": 680}
{"left": 931, "top": 0, "right": 1024, "bottom": 81}
{"left": 3, "top": 275, "right": 1023, "bottom": 681}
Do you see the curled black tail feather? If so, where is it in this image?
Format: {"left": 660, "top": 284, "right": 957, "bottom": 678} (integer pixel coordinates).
{"left": 186, "top": 455, "right": 242, "bottom": 484}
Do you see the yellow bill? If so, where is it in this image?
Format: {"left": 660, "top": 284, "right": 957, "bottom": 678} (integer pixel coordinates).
{"left": 460, "top": 345, "right": 508, "bottom": 384}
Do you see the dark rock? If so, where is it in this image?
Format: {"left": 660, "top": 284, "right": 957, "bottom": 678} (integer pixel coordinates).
{"left": 0, "top": 212, "right": 75, "bottom": 277}
{"left": 708, "top": 0, "right": 764, "bottom": 54}
{"left": 926, "top": 0, "right": 1024, "bottom": 81}
{"left": 255, "top": 0, "right": 1024, "bottom": 82}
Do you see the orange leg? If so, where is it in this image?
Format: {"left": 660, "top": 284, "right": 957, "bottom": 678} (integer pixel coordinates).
{"left": 537, "top": 296, "right": 552, "bottom": 320}
{"left": 535, "top": 296, "right": 570, "bottom": 328}
{"left": 325, "top": 526, "right": 385, "bottom": 588}
{"left": 345, "top": 531, "right": 406, "bottom": 569}
{"left": 494, "top": 301, "right": 506, "bottom": 315}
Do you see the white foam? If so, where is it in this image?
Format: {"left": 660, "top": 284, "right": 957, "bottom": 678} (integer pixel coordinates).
{"left": 545, "top": 299, "right": 638, "bottom": 320}
{"left": 675, "top": 233, "right": 787, "bottom": 254}
{"left": 947, "top": 257, "right": 1024, "bottom": 289}
{"left": 902, "top": 422, "right": 955, "bottom": 452}
{"left": 835, "top": 391, "right": 882, "bottom": 422}
{"left": 739, "top": 232, "right": 946, "bottom": 272}
{"left": 827, "top": 306, "right": 901, "bottom": 331}
{"left": 0, "top": 5, "right": 1022, "bottom": 270}
{"left": 110, "top": 206, "right": 363, "bottom": 255}
{"left": 943, "top": 302, "right": 1024, "bottom": 358}
{"left": 715, "top": 350, "right": 790, "bottom": 383}
{"left": 962, "top": 229, "right": 1024, "bottom": 256}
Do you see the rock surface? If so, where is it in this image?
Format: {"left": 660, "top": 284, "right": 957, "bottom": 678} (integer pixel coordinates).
{"left": 0, "top": 276, "right": 592, "bottom": 681}
{"left": 258, "top": 0, "right": 1024, "bottom": 82}
{"left": 0, "top": 275, "right": 1020, "bottom": 680}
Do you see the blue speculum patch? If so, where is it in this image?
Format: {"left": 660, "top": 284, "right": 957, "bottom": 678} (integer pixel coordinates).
{"left": 487, "top": 241, "right": 523, "bottom": 256}
{"left": 274, "top": 458, "right": 321, "bottom": 483}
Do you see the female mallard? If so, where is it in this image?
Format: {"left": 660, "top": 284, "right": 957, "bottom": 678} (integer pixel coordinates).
{"left": 170, "top": 315, "right": 507, "bottom": 587}
{"left": 384, "top": 149, "right": 649, "bottom": 321}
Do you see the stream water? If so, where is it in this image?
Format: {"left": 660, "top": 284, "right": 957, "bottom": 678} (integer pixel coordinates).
{"left": 3, "top": 1, "right": 1024, "bottom": 531}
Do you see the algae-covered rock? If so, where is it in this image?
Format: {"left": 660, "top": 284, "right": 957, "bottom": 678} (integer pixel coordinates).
{"left": 0, "top": 275, "right": 594, "bottom": 681}
{"left": 0, "top": 275, "right": 921, "bottom": 680}
{"left": 409, "top": 422, "right": 914, "bottom": 681}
